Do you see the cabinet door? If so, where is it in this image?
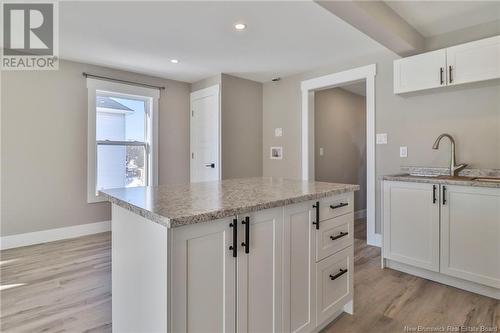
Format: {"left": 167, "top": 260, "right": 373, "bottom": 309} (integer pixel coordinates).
{"left": 283, "top": 202, "right": 315, "bottom": 333}
{"left": 394, "top": 49, "right": 446, "bottom": 93}
{"left": 172, "top": 217, "right": 236, "bottom": 333}
{"left": 237, "top": 207, "right": 283, "bottom": 333}
{"left": 440, "top": 185, "right": 500, "bottom": 289}
{"left": 383, "top": 181, "right": 440, "bottom": 271}
{"left": 447, "top": 35, "right": 500, "bottom": 86}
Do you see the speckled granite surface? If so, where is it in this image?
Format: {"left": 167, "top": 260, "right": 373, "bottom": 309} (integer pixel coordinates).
{"left": 400, "top": 166, "right": 500, "bottom": 178}
{"left": 382, "top": 174, "right": 500, "bottom": 189}
{"left": 100, "top": 177, "right": 359, "bottom": 228}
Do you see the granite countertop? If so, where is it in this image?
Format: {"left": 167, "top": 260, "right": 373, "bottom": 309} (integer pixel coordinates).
{"left": 382, "top": 174, "right": 500, "bottom": 189}
{"left": 100, "top": 177, "right": 359, "bottom": 228}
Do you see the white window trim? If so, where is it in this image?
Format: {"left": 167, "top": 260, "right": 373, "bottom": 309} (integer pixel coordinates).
{"left": 87, "top": 78, "right": 159, "bottom": 203}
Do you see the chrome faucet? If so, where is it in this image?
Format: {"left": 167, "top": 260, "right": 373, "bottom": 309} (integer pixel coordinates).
{"left": 432, "top": 134, "right": 467, "bottom": 176}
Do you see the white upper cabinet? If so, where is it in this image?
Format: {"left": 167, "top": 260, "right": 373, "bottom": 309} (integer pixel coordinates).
{"left": 394, "top": 35, "right": 500, "bottom": 94}
{"left": 447, "top": 35, "right": 500, "bottom": 86}
{"left": 394, "top": 49, "right": 447, "bottom": 94}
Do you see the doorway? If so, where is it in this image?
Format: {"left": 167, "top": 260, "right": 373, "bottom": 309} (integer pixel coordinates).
{"left": 314, "top": 82, "right": 367, "bottom": 239}
{"left": 300, "top": 64, "right": 380, "bottom": 247}
{"left": 190, "top": 84, "right": 221, "bottom": 182}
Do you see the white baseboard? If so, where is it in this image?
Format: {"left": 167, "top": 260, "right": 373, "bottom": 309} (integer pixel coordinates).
{"left": 354, "top": 209, "right": 367, "bottom": 220}
{"left": 0, "top": 221, "right": 111, "bottom": 250}
{"left": 367, "top": 232, "right": 382, "bottom": 247}
{"left": 385, "top": 259, "right": 500, "bottom": 300}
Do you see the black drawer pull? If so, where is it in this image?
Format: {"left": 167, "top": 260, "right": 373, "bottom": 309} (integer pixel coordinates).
{"left": 330, "top": 231, "right": 348, "bottom": 241}
{"left": 442, "top": 186, "right": 447, "bottom": 205}
{"left": 330, "top": 202, "right": 348, "bottom": 210}
{"left": 329, "top": 268, "right": 348, "bottom": 281}
{"left": 229, "top": 218, "right": 237, "bottom": 258}
{"left": 432, "top": 185, "right": 437, "bottom": 204}
{"left": 312, "top": 201, "right": 320, "bottom": 230}
{"left": 241, "top": 216, "right": 250, "bottom": 254}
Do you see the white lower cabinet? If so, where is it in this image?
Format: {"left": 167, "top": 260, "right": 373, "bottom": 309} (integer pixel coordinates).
{"left": 440, "top": 185, "right": 500, "bottom": 289}
{"left": 315, "top": 246, "right": 353, "bottom": 325}
{"left": 172, "top": 197, "right": 354, "bottom": 333}
{"left": 283, "top": 201, "right": 315, "bottom": 333}
{"left": 171, "top": 216, "right": 236, "bottom": 333}
{"left": 237, "top": 207, "right": 283, "bottom": 333}
{"left": 383, "top": 181, "right": 440, "bottom": 271}
{"left": 383, "top": 181, "right": 500, "bottom": 297}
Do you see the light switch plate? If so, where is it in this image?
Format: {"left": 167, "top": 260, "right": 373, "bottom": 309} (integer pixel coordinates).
{"left": 274, "top": 128, "right": 283, "bottom": 137}
{"left": 319, "top": 147, "right": 324, "bottom": 156}
{"left": 400, "top": 146, "right": 408, "bottom": 157}
{"left": 376, "top": 133, "right": 388, "bottom": 145}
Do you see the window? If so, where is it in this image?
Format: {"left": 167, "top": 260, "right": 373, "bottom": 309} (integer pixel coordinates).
{"left": 87, "top": 79, "right": 159, "bottom": 202}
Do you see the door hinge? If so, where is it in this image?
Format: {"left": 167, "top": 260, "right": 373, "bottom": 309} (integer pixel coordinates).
{"left": 191, "top": 152, "right": 194, "bottom": 159}
{"left": 191, "top": 110, "right": 194, "bottom": 117}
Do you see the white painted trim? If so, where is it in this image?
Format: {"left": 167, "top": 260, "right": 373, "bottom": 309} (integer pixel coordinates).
{"left": 190, "top": 84, "right": 221, "bottom": 182}
{"left": 300, "top": 64, "right": 381, "bottom": 247}
{"left": 354, "top": 209, "right": 367, "bottom": 220}
{"left": 0, "top": 221, "right": 111, "bottom": 250}
{"left": 87, "top": 78, "right": 159, "bottom": 203}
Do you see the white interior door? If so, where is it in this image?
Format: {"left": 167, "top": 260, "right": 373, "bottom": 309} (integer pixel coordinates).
{"left": 190, "top": 85, "right": 220, "bottom": 182}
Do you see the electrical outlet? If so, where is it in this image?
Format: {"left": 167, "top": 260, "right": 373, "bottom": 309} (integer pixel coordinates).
{"left": 274, "top": 128, "right": 283, "bottom": 137}
{"left": 376, "top": 133, "right": 388, "bottom": 145}
{"left": 400, "top": 146, "right": 408, "bottom": 158}
{"left": 319, "top": 147, "right": 324, "bottom": 156}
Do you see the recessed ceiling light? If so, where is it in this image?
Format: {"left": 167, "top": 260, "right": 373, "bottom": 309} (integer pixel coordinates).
{"left": 170, "top": 59, "right": 179, "bottom": 64}
{"left": 234, "top": 23, "right": 246, "bottom": 31}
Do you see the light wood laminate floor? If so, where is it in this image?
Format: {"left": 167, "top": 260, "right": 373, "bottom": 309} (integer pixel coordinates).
{"left": 1, "top": 220, "right": 498, "bottom": 332}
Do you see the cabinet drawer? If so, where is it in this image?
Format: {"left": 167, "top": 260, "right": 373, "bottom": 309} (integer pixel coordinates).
{"left": 316, "top": 246, "right": 353, "bottom": 325}
{"left": 318, "top": 192, "right": 353, "bottom": 222}
{"left": 316, "top": 213, "right": 353, "bottom": 262}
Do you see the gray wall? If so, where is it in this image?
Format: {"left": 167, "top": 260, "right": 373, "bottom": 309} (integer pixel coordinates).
{"left": 263, "top": 48, "right": 500, "bottom": 233}
{"left": 191, "top": 74, "right": 263, "bottom": 179}
{"left": 315, "top": 88, "right": 366, "bottom": 212}
{"left": 221, "top": 74, "right": 263, "bottom": 178}
{"left": 1, "top": 60, "right": 190, "bottom": 236}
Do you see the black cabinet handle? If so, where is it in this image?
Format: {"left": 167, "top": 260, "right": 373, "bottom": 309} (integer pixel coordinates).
{"left": 205, "top": 163, "right": 215, "bottom": 168}
{"left": 329, "top": 268, "right": 348, "bottom": 281}
{"left": 433, "top": 185, "right": 437, "bottom": 204}
{"left": 312, "top": 201, "right": 320, "bottom": 230}
{"left": 330, "top": 231, "right": 348, "bottom": 241}
{"left": 241, "top": 216, "right": 250, "bottom": 254}
{"left": 440, "top": 67, "right": 444, "bottom": 85}
{"left": 229, "top": 218, "right": 237, "bottom": 258}
{"left": 449, "top": 65, "right": 453, "bottom": 83}
{"left": 330, "top": 202, "right": 348, "bottom": 210}
{"left": 442, "top": 186, "right": 447, "bottom": 205}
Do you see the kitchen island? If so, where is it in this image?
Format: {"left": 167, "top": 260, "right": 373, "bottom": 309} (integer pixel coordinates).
{"left": 101, "top": 177, "right": 359, "bottom": 333}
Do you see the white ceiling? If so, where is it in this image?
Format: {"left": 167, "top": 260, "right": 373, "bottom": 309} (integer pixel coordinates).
{"left": 386, "top": 1, "right": 500, "bottom": 37}
{"left": 59, "top": 1, "right": 386, "bottom": 83}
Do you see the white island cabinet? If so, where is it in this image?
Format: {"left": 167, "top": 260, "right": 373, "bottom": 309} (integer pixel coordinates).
{"left": 382, "top": 178, "right": 500, "bottom": 299}
{"left": 102, "top": 178, "right": 358, "bottom": 333}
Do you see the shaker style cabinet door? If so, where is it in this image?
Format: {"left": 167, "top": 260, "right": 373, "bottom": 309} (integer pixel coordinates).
{"left": 283, "top": 201, "right": 316, "bottom": 333}
{"left": 171, "top": 217, "right": 236, "bottom": 333}
{"left": 394, "top": 49, "right": 447, "bottom": 93}
{"left": 446, "top": 35, "right": 500, "bottom": 86}
{"left": 237, "top": 207, "right": 283, "bottom": 333}
{"left": 440, "top": 185, "right": 500, "bottom": 289}
{"left": 383, "top": 181, "right": 440, "bottom": 272}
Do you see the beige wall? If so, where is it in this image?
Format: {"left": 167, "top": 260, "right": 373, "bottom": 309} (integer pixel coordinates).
{"left": 263, "top": 48, "right": 500, "bottom": 233}
{"left": 191, "top": 74, "right": 263, "bottom": 179}
{"left": 1, "top": 60, "right": 190, "bottom": 236}
{"left": 221, "top": 74, "right": 263, "bottom": 178}
{"left": 315, "top": 88, "right": 366, "bottom": 212}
